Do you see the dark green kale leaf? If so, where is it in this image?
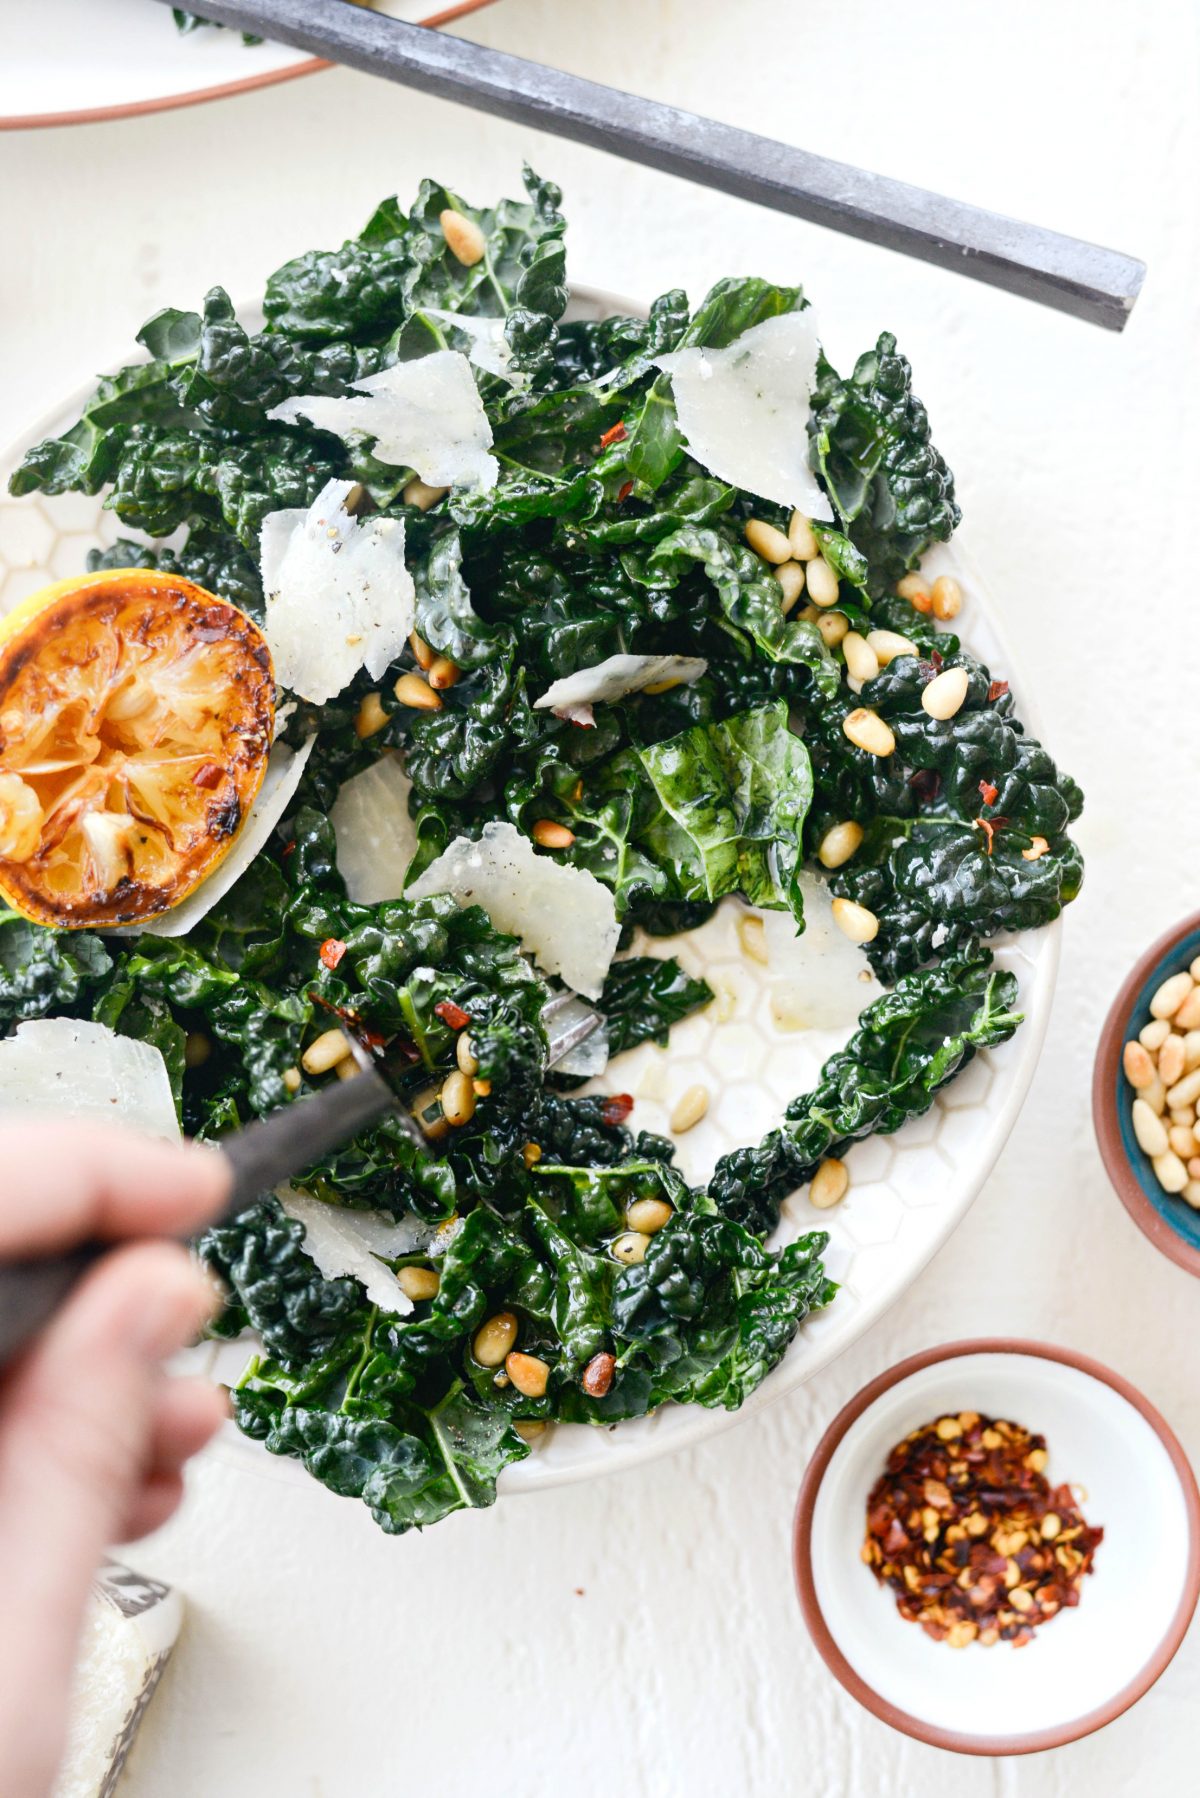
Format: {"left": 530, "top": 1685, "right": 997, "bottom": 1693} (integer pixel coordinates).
{"left": 198, "top": 1196, "right": 365, "bottom": 1371}
{"left": 0, "top": 913, "right": 111, "bottom": 1026}
{"left": 592, "top": 955, "right": 713, "bottom": 1059}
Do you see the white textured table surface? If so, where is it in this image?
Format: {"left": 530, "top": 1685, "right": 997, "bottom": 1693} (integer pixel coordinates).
{"left": 4, "top": 3, "right": 1198, "bottom": 1792}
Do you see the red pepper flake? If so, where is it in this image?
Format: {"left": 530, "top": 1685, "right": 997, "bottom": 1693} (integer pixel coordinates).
{"left": 599, "top": 421, "right": 628, "bottom": 449}
{"left": 192, "top": 761, "right": 225, "bottom": 790}
{"left": 319, "top": 938, "right": 348, "bottom": 970}
{"left": 909, "top": 769, "right": 941, "bottom": 805}
{"left": 281, "top": 840, "right": 297, "bottom": 859}
{"left": 974, "top": 818, "right": 997, "bottom": 856}
{"left": 616, "top": 480, "right": 634, "bottom": 503}
{"left": 862, "top": 1411, "right": 1103, "bottom": 1649}
{"left": 928, "top": 649, "right": 944, "bottom": 673}
{"left": 434, "top": 999, "right": 471, "bottom": 1030}
{"left": 988, "top": 679, "right": 1010, "bottom": 703}
{"left": 978, "top": 779, "right": 999, "bottom": 807}
{"left": 602, "top": 1093, "right": 634, "bottom": 1126}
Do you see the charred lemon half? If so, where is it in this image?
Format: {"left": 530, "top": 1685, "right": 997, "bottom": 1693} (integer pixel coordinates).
{"left": 0, "top": 568, "right": 274, "bottom": 929}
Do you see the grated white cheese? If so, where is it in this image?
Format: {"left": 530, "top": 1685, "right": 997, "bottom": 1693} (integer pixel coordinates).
{"left": 259, "top": 479, "right": 414, "bottom": 705}
{"left": 535, "top": 653, "right": 708, "bottom": 725}
{"left": 268, "top": 352, "right": 497, "bottom": 492}
{"left": 330, "top": 752, "right": 418, "bottom": 904}
{"left": 0, "top": 1019, "right": 179, "bottom": 1140}
{"left": 140, "top": 737, "right": 315, "bottom": 940}
{"left": 420, "top": 309, "right": 522, "bottom": 386}
{"left": 277, "top": 1187, "right": 415, "bottom": 1317}
{"left": 406, "top": 819, "right": 620, "bottom": 1000}
{"left": 655, "top": 311, "right": 832, "bottom": 520}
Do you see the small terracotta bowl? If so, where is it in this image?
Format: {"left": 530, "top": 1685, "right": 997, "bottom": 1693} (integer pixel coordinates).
{"left": 1094, "top": 911, "right": 1200, "bottom": 1277}
{"left": 793, "top": 1340, "right": 1200, "bottom": 1756}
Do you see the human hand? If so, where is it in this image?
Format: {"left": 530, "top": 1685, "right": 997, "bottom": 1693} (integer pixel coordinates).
{"left": 0, "top": 1120, "right": 232, "bottom": 1798}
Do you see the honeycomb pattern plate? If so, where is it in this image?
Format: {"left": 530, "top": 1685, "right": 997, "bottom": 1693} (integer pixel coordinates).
{"left": 0, "top": 290, "right": 1059, "bottom": 1500}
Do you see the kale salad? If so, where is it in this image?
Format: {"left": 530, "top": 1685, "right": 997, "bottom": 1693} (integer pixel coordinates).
{"left": 0, "top": 169, "right": 1083, "bottom": 1533}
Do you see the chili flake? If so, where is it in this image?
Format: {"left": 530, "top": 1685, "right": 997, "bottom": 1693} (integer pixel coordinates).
{"left": 192, "top": 761, "right": 225, "bottom": 790}
{"left": 319, "top": 938, "right": 347, "bottom": 970}
{"left": 978, "top": 779, "right": 999, "bottom": 807}
{"left": 988, "top": 679, "right": 1010, "bottom": 703}
{"left": 862, "top": 1412, "right": 1103, "bottom": 1648}
{"left": 602, "top": 1093, "right": 634, "bottom": 1126}
{"left": 616, "top": 480, "right": 634, "bottom": 503}
{"left": 599, "top": 421, "right": 628, "bottom": 449}
{"left": 909, "top": 769, "right": 941, "bottom": 805}
{"left": 434, "top": 999, "right": 471, "bottom": 1030}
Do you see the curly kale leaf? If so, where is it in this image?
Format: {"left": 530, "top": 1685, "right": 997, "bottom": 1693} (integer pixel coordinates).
{"left": 0, "top": 913, "right": 112, "bottom": 1026}
{"left": 592, "top": 956, "right": 713, "bottom": 1059}
{"left": 199, "top": 1196, "right": 365, "bottom": 1371}
{"left": 87, "top": 523, "right": 264, "bottom": 618}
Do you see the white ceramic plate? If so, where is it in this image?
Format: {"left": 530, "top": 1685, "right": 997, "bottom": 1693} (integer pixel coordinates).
{"left": 0, "top": 287, "right": 1060, "bottom": 1501}
{"left": 0, "top": 0, "right": 498, "bottom": 131}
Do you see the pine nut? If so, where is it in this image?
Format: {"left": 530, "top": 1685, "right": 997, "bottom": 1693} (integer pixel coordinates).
{"left": 843, "top": 632, "right": 880, "bottom": 684}
{"left": 336, "top": 1056, "right": 362, "bottom": 1081}
{"left": 1170, "top": 1106, "right": 1196, "bottom": 1128}
{"left": 427, "top": 655, "right": 461, "bottom": 691}
{"left": 1166, "top": 1069, "right": 1200, "bottom": 1109}
{"left": 282, "top": 1066, "right": 302, "bottom": 1094}
{"left": 806, "top": 557, "right": 839, "bottom": 607}
{"left": 1153, "top": 1150, "right": 1189, "bottom": 1194}
{"left": 866, "top": 629, "right": 919, "bottom": 665}
{"left": 1169, "top": 1125, "right": 1196, "bottom": 1159}
{"left": 523, "top": 1142, "right": 542, "bottom": 1169}
{"left": 1191, "top": 957, "right": 1200, "bottom": 982}
{"left": 1184, "top": 1181, "right": 1200, "bottom": 1210}
{"left": 403, "top": 477, "right": 449, "bottom": 511}
{"left": 456, "top": 1032, "right": 479, "bottom": 1076}
{"left": 1140, "top": 1019, "right": 1171, "bottom": 1051}
{"left": 626, "top": 1197, "right": 673, "bottom": 1234}
{"left": 582, "top": 1351, "right": 616, "bottom": 1398}
{"left": 393, "top": 671, "right": 442, "bottom": 711}
{"left": 411, "top": 1086, "right": 449, "bottom": 1141}
{"left": 775, "top": 560, "right": 805, "bottom": 610}
{"left": 611, "top": 1231, "right": 650, "bottom": 1264}
{"left": 473, "top": 1077, "right": 492, "bottom": 1097}
{"left": 921, "top": 666, "right": 969, "bottom": 721}
{"left": 831, "top": 897, "right": 879, "bottom": 945}
{"left": 670, "top": 1085, "right": 709, "bottom": 1133}
{"left": 397, "top": 1266, "right": 440, "bottom": 1302}
{"left": 1123, "top": 1041, "right": 1157, "bottom": 1088}
{"left": 896, "top": 573, "right": 930, "bottom": 604}
{"left": 1132, "top": 1098, "right": 1170, "bottom": 1157}
{"left": 301, "top": 1028, "right": 352, "bottom": 1075}
{"left": 816, "top": 611, "right": 849, "bottom": 647}
{"left": 1159, "top": 1035, "right": 1186, "bottom": 1087}
{"left": 1142, "top": 1076, "right": 1167, "bottom": 1116}
{"left": 931, "top": 575, "right": 963, "bottom": 620}
{"left": 810, "top": 1157, "right": 849, "bottom": 1208}
{"left": 473, "top": 1312, "right": 518, "bottom": 1366}
{"left": 184, "top": 1031, "right": 211, "bottom": 1069}
{"left": 1185, "top": 1031, "right": 1200, "bottom": 1071}
{"left": 514, "top": 1418, "right": 547, "bottom": 1441}
{"left": 409, "top": 630, "right": 435, "bottom": 671}
{"left": 745, "top": 518, "right": 793, "bottom": 564}
{"left": 440, "top": 1069, "right": 476, "bottom": 1127}
{"left": 843, "top": 708, "right": 895, "bottom": 757}
{"left": 531, "top": 819, "right": 575, "bottom": 849}
{"left": 505, "top": 1351, "right": 550, "bottom": 1398}
{"left": 1175, "top": 988, "right": 1200, "bottom": 1030}
{"left": 355, "top": 691, "right": 389, "bottom": 738}
{"left": 1189, "top": 1157, "right": 1200, "bottom": 1180}
{"left": 1151, "top": 971, "right": 1195, "bottom": 1020}
{"left": 439, "top": 208, "right": 487, "bottom": 266}
{"left": 788, "top": 512, "right": 819, "bottom": 560}
{"left": 818, "top": 821, "right": 864, "bottom": 870}
{"left": 737, "top": 913, "right": 769, "bottom": 965}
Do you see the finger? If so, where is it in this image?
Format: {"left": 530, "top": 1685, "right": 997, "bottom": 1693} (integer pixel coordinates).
{"left": 0, "top": 1119, "right": 230, "bottom": 1256}
{"left": 146, "top": 1377, "right": 230, "bottom": 1477}
{"left": 116, "top": 1471, "right": 186, "bottom": 1547}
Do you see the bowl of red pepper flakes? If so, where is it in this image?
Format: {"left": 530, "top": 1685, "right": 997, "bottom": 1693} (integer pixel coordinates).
{"left": 794, "top": 1340, "right": 1200, "bottom": 1755}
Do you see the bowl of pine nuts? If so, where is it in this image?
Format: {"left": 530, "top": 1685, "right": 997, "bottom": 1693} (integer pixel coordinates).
{"left": 1094, "top": 912, "right": 1200, "bottom": 1277}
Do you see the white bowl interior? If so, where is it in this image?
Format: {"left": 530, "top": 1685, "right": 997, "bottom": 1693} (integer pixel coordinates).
{"left": 810, "top": 1352, "right": 1191, "bottom": 1741}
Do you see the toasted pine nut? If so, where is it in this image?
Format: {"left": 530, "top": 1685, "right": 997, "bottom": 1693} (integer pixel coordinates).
{"left": 473, "top": 1312, "right": 518, "bottom": 1367}
{"left": 184, "top": 1032, "right": 211, "bottom": 1069}
{"left": 931, "top": 575, "right": 962, "bottom": 620}
{"left": 523, "top": 1142, "right": 542, "bottom": 1169}
{"left": 397, "top": 1266, "right": 440, "bottom": 1302}
{"left": 1170, "top": 1106, "right": 1196, "bottom": 1128}
{"left": 514, "top": 1418, "right": 548, "bottom": 1441}
{"left": 439, "top": 208, "right": 486, "bottom": 266}
{"left": 1142, "top": 1075, "right": 1167, "bottom": 1116}
{"left": 1189, "top": 1156, "right": 1200, "bottom": 1180}
{"left": 896, "top": 573, "right": 930, "bottom": 603}
{"left": 843, "top": 632, "right": 880, "bottom": 684}
{"left": 1175, "top": 987, "right": 1200, "bottom": 1030}
{"left": 336, "top": 1056, "right": 363, "bottom": 1082}
{"left": 745, "top": 518, "right": 793, "bottom": 564}
{"left": 1153, "top": 1150, "right": 1189, "bottom": 1194}
{"left": 473, "top": 1077, "right": 492, "bottom": 1098}
{"left": 805, "top": 556, "right": 839, "bottom": 607}
{"left": 1151, "top": 971, "right": 1195, "bottom": 1020}
{"left": 843, "top": 708, "right": 895, "bottom": 757}
{"left": 611, "top": 1231, "right": 650, "bottom": 1265}
{"left": 810, "top": 1157, "right": 849, "bottom": 1209}
{"left": 866, "top": 629, "right": 918, "bottom": 665}
{"left": 355, "top": 691, "right": 389, "bottom": 738}
{"left": 626, "top": 1198, "right": 673, "bottom": 1234}
{"left": 788, "top": 512, "right": 820, "bottom": 561}
{"left": 1133, "top": 1098, "right": 1170, "bottom": 1157}
{"left": 1183, "top": 1181, "right": 1200, "bottom": 1210}
{"left": 282, "top": 1065, "right": 302, "bottom": 1094}
{"left": 737, "top": 914, "right": 769, "bottom": 965}
{"left": 1169, "top": 1124, "right": 1196, "bottom": 1159}
{"left": 301, "top": 1028, "right": 352, "bottom": 1076}
{"left": 582, "top": 1351, "right": 616, "bottom": 1397}
{"left": 531, "top": 818, "right": 575, "bottom": 849}
{"left": 409, "top": 630, "right": 435, "bottom": 671}
{"left": 403, "top": 477, "right": 449, "bottom": 512}
{"left": 1160, "top": 1035, "right": 1187, "bottom": 1087}
{"left": 921, "top": 666, "right": 969, "bottom": 721}
{"left": 456, "top": 1033, "right": 479, "bottom": 1076}
{"left": 818, "top": 821, "right": 865, "bottom": 870}
{"left": 1022, "top": 836, "right": 1050, "bottom": 862}
{"left": 411, "top": 1086, "right": 449, "bottom": 1141}
{"left": 505, "top": 1351, "right": 550, "bottom": 1398}
{"left": 775, "top": 560, "right": 805, "bottom": 610}
{"left": 1191, "top": 956, "right": 1200, "bottom": 982}
{"left": 671, "top": 1085, "right": 709, "bottom": 1133}
{"left": 816, "top": 610, "right": 849, "bottom": 647}
{"left": 1140, "top": 1019, "right": 1171, "bottom": 1051}
{"left": 1185, "top": 1031, "right": 1200, "bottom": 1071}
{"left": 427, "top": 655, "right": 460, "bottom": 691}
{"left": 1123, "top": 1041, "right": 1157, "bottom": 1089}
{"left": 440, "top": 1069, "right": 476, "bottom": 1127}
{"left": 832, "top": 897, "right": 879, "bottom": 945}
{"left": 1166, "top": 1070, "right": 1200, "bottom": 1111}
{"left": 393, "top": 671, "right": 442, "bottom": 711}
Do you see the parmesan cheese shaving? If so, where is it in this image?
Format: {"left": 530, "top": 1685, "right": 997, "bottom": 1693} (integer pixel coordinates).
{"left": 406, "top": 819, "right": 620, "bottom": 1000}
{"left": 260, "top": 479, "right": 415, "bottom": 705}
{"left": 535, "top": 653, "right": 708, "bottom": 723}
{"left": 268, "top": 352, "right": 497, "bottom": 492}
{"left": 330, "top": 751, "right": 418, "bottom": 904}
{"left": 420, "top": 309, "right": 522, "bottom": 386}
{"left": 655, "top": 311, "right": 833, "bottom": 520}
{"left": 0, "top": 1019, "right": 179, "bottom": 1140}
{"left": 277, "top": 1187, "right": 415, "bottom": 1317}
